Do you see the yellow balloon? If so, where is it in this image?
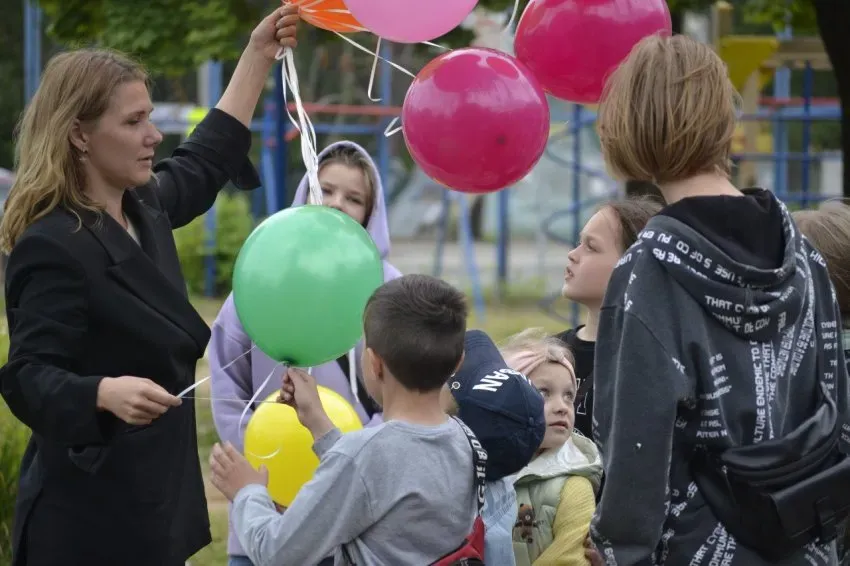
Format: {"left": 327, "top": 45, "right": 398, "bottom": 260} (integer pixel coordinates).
{"left": 244, "top": 388, "right": 364, "bottom": 506}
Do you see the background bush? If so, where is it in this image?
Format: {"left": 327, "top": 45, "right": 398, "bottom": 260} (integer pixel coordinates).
{"left": 0, "top": 330, "right": 29, "bottom": 564}
{"left": 174, "top": 191, "right": 255, "bottom": 296}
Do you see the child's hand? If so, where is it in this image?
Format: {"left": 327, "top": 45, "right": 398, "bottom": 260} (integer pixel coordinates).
{"left": 209, "top": 442, "right": 269, "bottom": 502}
{"left": 584, "top": 533, "right": 604, "bottom": 566}
{"left": 280, "top": 368, "right": 333, "bottom": 438}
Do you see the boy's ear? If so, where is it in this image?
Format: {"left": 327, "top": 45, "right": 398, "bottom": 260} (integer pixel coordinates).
{"left": 365, "top": 347, "right": 384, "bottom": 382}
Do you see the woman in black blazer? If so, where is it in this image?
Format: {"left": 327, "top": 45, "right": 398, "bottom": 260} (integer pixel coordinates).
{"left": 0, "top": 5, "right": 299, "bottom": 566}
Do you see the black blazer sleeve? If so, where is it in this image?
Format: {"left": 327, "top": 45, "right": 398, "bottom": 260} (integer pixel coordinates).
{"left": 0, "top": 234, "right": 115, "bottom": 446}
{"left": 150, "top": 108, "right": 261, "bottom": 229}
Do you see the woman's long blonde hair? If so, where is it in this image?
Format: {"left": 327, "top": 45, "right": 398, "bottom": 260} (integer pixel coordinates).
{"left": 0, "top": 49, "right": 148, "bottom": 253}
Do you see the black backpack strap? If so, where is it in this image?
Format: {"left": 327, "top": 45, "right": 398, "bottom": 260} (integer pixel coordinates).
{"left": 452, "top": 417, "right": 487, "bottom": 515}
{"left": 335, "top": 353, "right": 381, "bottom": 418}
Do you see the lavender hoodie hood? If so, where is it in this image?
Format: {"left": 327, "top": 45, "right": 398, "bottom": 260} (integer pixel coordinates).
{"left": 209, "top": 141, "right": 401, "bottom": 557}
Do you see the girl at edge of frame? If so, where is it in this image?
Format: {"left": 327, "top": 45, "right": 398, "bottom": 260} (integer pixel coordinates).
{"left": 793, "top": 200, "right": 850, "bottom": 565}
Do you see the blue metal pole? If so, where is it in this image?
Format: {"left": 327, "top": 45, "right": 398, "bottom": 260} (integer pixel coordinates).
{"left": 458, "top": 194, "right": 485, "bottom": 320}
{"left": 24, "top": 0, "right": 31, "bottom": 101}
{"left": 262, "top": 98, "right": 278, "bottom": 215}
{"left": 274, "top": 62, "right": 289, "bottom": 211}
{"left": 800, "top": 62, "right": 813, "bottom": 206}
{"left": 772, "top": 24, "right": 792, "bottom": 198}
{"left": 433, "top": 190, "right": 451, "bottom": 277}
{"left": 203, "top": 61, "right": 224, "bottom": 298}
{"left": 570, "top": 105, "right": 582, "bottom": 328}
{"left": 23, "top": 0, "right": 42, "bottom": 102}
{"left": 376, "top": 41, "right": 393, "bottom": 187}
{"left": 496, "top": 189, "right": 509, "bottom": 299}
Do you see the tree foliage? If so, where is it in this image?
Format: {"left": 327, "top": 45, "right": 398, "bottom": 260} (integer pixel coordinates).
{"left": 37, "top": 0, "right": 262, "bottom": 77}
{"left": 32, "top": 0, "right": 822, "bottom": 78}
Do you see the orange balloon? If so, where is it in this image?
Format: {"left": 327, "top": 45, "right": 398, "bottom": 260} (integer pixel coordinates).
{"left": 291, "top": 0, "right": 364, "bottom": 33}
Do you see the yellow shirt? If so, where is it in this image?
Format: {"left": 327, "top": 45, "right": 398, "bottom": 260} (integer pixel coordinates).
{"left": 532, "top": 475, "right": 595, "bottom": 566}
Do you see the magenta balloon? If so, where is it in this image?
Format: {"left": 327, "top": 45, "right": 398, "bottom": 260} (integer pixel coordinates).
{"left": 515, "top": 0, "right": 672, "bottom": 104}
{"left": 344, "top": 0, "right": 479, "bottom": 44}
{"left": 402, "top": 48, "right": 550, "bottom": 194}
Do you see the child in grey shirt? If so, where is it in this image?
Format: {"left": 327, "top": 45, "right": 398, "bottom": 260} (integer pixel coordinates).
{"left": 209, "top": 275, "right": 481, "bottom": 566}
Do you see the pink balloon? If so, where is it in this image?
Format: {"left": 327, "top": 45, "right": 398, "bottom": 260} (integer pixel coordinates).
{"left": 344, "top": 0, "right": 479, "bottom": 43}
{"left": 402, "top": 48, "right": 550, "bottom": 194}
{"left": 515, "top": 0, "right": 672, "bottom": 104}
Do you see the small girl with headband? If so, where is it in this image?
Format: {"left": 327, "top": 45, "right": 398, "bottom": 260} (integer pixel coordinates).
{"left": 502, "top": 328, "right": 603, "bottom": 566}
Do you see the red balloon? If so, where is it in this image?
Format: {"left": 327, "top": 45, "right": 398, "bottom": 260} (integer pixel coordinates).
{"left": 402, "top": 48, "right": 550, "bottom": 194}
{"left": 515, "top": 0, "right": 672, "bottom": 104}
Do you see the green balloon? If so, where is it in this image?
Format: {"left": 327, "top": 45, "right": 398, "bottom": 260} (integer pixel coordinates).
{"left": 233, "top": 205, "right": 384, "bottom": 367}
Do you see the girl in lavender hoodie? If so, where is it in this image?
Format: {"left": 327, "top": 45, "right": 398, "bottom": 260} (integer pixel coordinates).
{"left": 209, "top": 141, "right": 402, "bottom": 566}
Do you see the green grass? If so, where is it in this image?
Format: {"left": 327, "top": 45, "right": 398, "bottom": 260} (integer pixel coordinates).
{"left": 190, "top": 508, "right": 230, "bottom": 566}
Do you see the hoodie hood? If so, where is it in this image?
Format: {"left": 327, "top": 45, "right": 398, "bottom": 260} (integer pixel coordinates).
{"left": 646, "top": 192, "right": 804, "bottom": 342}
{"left": 514, "top": 432, "right": 603, "bottom": 492}
{"left": 292, "top": 141, "right": 392, "bottom": 259}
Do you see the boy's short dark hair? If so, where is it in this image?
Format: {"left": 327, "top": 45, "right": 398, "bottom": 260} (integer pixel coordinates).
{"left": 363, "top": 274, "right": 468, "bottom": 392}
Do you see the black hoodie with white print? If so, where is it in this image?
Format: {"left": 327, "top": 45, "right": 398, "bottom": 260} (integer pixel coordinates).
{"left": 591, "top": 189, "right": 847, "bottom": 565}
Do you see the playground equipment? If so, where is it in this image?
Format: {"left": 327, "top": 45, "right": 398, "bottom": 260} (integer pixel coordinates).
{"left": 712, "top": 1, "right": 840, "bottom": 202}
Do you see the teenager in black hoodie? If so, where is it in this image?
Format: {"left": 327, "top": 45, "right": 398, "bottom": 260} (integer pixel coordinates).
{"left": 588, "top": 34, "right": 847, "bottom": 565}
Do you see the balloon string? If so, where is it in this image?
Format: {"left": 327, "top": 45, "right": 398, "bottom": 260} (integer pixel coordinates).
{"left": 237, "top": 365, "right": 285, "bottom": 461}
{"left": 184, "top": 396, "right": 283, "bottom": 405}
{"left": 367, "top": 37, "right": 382, "bottom": 102}
{"left": 276, "top": 46, "right": 322, "bottom": 205}
{"left": 384, "top": 117, "right": 402, "bottom": 137}
{"left": 503, "top": 0, "right": 522, "bottom": 34}
{"left": 332, "top": 31, "right": 417, "bottom": 79}
{"left": 177, "top": 345, "right": 257, "bottom": 398}
{"left": 176, "top": 344, "right": 285, "bottom": 461}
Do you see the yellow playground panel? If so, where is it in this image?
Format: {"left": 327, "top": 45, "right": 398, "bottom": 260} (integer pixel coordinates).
{"left": 710, "top": 1, "right": 831, "bottom": 182}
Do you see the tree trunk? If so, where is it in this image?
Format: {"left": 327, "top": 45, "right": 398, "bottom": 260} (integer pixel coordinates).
{"left": 813, "top": 0, "right": 850, "bottom": 197}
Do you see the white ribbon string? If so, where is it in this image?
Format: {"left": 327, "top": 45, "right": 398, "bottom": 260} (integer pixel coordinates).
{"left": 332, "top": 31, "right": 417, "bottom": 79}
{"left": 367, "top": 37, "right": 383, "bottom": 102}
{"left": 421, "top": 41, "right": 450, "bottom": 51}
{"left": 504, "top": 0, "right": 522, "bottom": 34}
{"left": 237, "top": 365, "right": 284, "bottom": 460}
{"left": 348, "top": 348, "right": 358, "bottom": 398}
{"left": 177, "top": 345, "right": 257, "bottom": 398}
{"left": 384, "top": 117, "right": 402, "bottom": 137}
{"left": 276, "top": 46, "right": 322, "bottom": 205}
{"left": 177, "top": 345, "right": 285, "bottom": 461}
{"left": 327, "top": 32, "right": 418, "bottom": 139}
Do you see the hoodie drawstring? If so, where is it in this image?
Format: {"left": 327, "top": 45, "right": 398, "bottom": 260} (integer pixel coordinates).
{"left": 348, "top": 348, "right": 358, "bottom": 399}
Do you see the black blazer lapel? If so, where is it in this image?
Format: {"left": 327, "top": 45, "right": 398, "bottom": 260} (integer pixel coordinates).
{"left": 77, "top": 204, "right": 210, "bottom": 352}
